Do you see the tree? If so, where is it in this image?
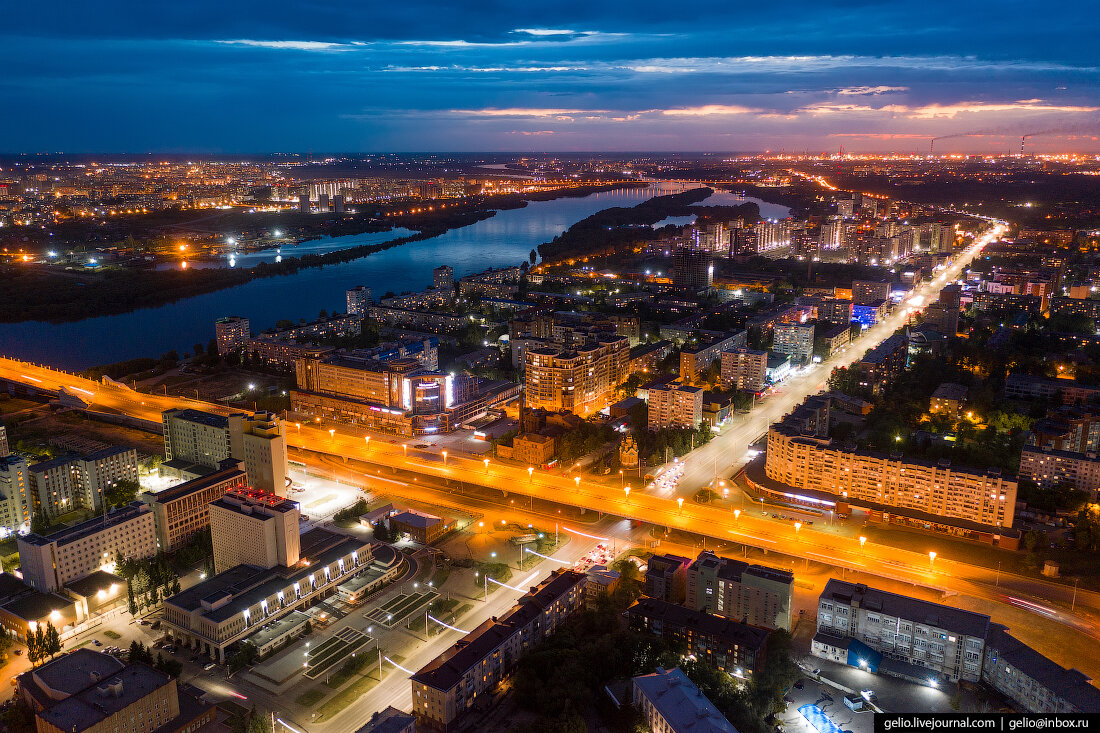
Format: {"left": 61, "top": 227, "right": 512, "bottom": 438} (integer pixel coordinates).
{"left": 44, "top": 622, "right": 61, "bottom": 660}
{"left": 104, "top": 479, "right": 140, "bottom": 510}
{"left": 529, "top": 249, "right": 538, "bottom": 264}
{"left": 30, "top": 510, "right": 51, "bottom": 535}
{"left": 193, "top": 342, "right": 204, "bottom": 355}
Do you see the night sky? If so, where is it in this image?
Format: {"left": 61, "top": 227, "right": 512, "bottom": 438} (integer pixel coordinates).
{"left": 5, "top": 1, "right": 1100, "bottom": 153}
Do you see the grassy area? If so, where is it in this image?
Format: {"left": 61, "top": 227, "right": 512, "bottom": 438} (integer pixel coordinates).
{"left": 103, "top": 630, "right": 121, "bottom": 640}
{"left": 314, "top": 674, "right": 380, "bottom": 722}
{"left": 323, "top": 650, "right": 374, "bottom": 689}
{"left": 430, "top": 567, "right": 451, "bottom": 588}
{"left": 0, "top": 397, "right": 43, "bottom": 415}
{"left": 409, "top": 598, "right": 461, "bottom": 633}
{"left": 295, "top": 688, "right": 326, "bottom": 707}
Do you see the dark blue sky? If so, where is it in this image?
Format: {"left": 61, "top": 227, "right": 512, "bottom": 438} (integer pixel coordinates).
{"left": 5, "top": 1, "right": 1100, "bottom": 153}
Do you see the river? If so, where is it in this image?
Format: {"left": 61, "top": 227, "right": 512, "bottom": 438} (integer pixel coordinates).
{"left": 0, "top": 182, "right": 693, "bottom": 370}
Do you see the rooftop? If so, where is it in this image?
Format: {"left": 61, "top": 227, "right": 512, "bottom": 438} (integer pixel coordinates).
{"left": 38, "top": 663, "right": 173, "bottom": 733}
{"left": 821, "top": 579, "right": 990, "bottom": 638}
{"left": 390, "top": 510, "right": 442, "bottom": 529}
{"left": 353, "top": 706, "right": 416, "bottom": 733}
{"left": 627, "top": 597, "right": 772, "bottom": 652}
{"left": 164, "top": 408, "right": 230, "bottom": 429}
{"left": 17, "top": 649, "right": 125, "bottom": 708}
{"left": 987, "top": 625, "right": 1100, "bottom": 712}
{"left": 19, "top": 502, "right": 151, "bottom": 547}
{"left": 150, "top": 464, "right": 246, "bottom": 504}
{"left": 633, "top": 667, "right": 739, "bottom": 733}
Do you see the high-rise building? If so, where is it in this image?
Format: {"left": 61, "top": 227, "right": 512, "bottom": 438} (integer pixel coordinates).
{"left": 852, "top": 280, "right": 891, "bottom": 305}
{"left": 161, "top": 409, "right": 287, "bottom": 495}
{"left": 772, "top": 322, "right": 815, "bottom": 365}
{"left": 755, "top": 219, "right": 795, "bottom": 256}
{"left": 819, "top": 220, "right": 846, "bottom": 250}
{"left": 690, "top": 222, "right": 728, "bottom": 252}
{"left": 720, "top": 348, "right": 767, "bottom": 392}
{"left": 332, "top": 194, "right": 345, "bottom": 213}
{"left": 29, "top": 447, "right": 139, "bottom": 517}
{"left": 836, "top": 199, "right": 856, "bottom": 218}
{"left": 209, "top": 488, "right": 300, "bottom": 574}
{"left": 346, "top": 285, "right": 372, "bottom": 315}
{"left": 19, "top": 502, "right": 157, "bottom": 592}
{"left": 0, "top": 455, "right": 31, "bottom": 534}
{"left": 644, "top": 554, "right": 691, "bottom": 604}
{"left": 298, "top": 189, "right": 310, "bottom": 213}
{"left": 214, "top": 316, "right": 250, "bottom": 356}
{"left": 524, "top": 337, "right": 630, "bottom": 414}
{"left": 685, "top": 551, "right": 794, "bottom": 630}
{"left": 317, "top": 193, "right": 329, "bottom": 212}
{"left": 433, "top": 265, "right": 454, "bottom": 291}
{"left": 0, "top": 421, "right": 8, "bottom": 458}
{"left": 671, "top": 248, "right": 712, "bottom": 290}
{"left": 647, "top": 383, "right": 703, "bottom": 430}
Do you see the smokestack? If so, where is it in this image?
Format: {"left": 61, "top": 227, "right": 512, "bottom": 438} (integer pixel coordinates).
{"left": 1020, "top": 136, "right": 1026, "bottom": 156}
{"left": 929, "top": 138, "right": 934, "bottom": 156}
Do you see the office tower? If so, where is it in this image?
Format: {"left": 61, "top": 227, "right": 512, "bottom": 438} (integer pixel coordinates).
{"left": 433, "top": 265, "right": 454, "bottom": 291}
{"left": 671, "top": 248, "right": 712, "bottom": 290}
{"left": 19, "top": 503, "right": 157, "bottom": 592}
{"left": 346, "top": 285, "right": 372, "bottom": 315}
{"left": 209, "top": 488, "right": 300, "bottom": 573}
{"left": 214, "top": 316, "right": 250, "bottom": 356}
{"left": 720, "top": 348, "right": 767, "bottom": 392}
{"left": 161, "top": 409, "right": 288, "bottom": 495}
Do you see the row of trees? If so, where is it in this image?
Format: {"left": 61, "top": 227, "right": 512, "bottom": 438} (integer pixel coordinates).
{"left": 115, "top": 552, "right": 183, "bottom": 615}
{"left": 27, "top": 621, "right": 62, "bottom": 665}
{"left": 128, "top": 641, "right": 183, "bottom": 677}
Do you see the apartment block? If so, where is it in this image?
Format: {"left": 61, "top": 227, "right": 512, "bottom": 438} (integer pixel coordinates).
{"left": 1018, "top": 446, "right": 1100, "bottom": 497}
{"left": 346, "top": 286, "right": 372, "bottom": 315}
{"left": 19, "top": 502, "right": 157, "bottom": 593}
{"left": 644, "top": 554, "right": 691, "bottom": 604}
{"left": 720, "top": 348, "right": 767, "bottom": 392}
{"left": 680, "top": 331, "right": 746, "bottom": 382}
{"left": 209, "top": 489, "right": 300, "bottom": 574}
{"left": 1029, "top": 406, "right": 1100, "bottom": 455}
{"left": 685, "top": 551, "right": 794, "bottom": 631}
{"left": 632, "top": 667, "right": 737, "bottom": 733}
{"left": 773, "top": 322, "right": 815, "bottom": 365}
{"left": 29, "top": 447, "right": 139, "bottom": 517}
{"left": 0, "top": 422, "right": 8, "bottom": 457}
{"left": 930, "top": 382, "right": 968, "bottom": 419}
{"left": 852, "top": 280, "right": 891, "bottom": 305}
{"left": 0, "top": 456, "right": 31, "bottom": 534}
{"left": 524, "top": 337, "right": 630, "bottom": 415}
{"left": 161, "top": 409, "right": 287, "bottom": 495}
{"left": 433, "top": 265, "right": 454, "bottom": 291}
{"left": 1004, "top": 374, "right": 1100, "bottom": 405}
{"left": 856, "top": 333, "right": 908, "bottom": 393}
{"left": 146, "top": 460, "right": 247, "bottom": 551}
{"left": 214, "top": 316, "right": 250, "bottom": 355}
{"left": 627, "top": 597, "right": 771, "bottom": 676}
{"left": 411, "top": 570, "right": 587, "bottom": 731}
{"left": 647, "top": 383, "right": 703, "bottom": 430}
{"left": 813, "top": 579, "right": 989, "bottom": 683}
{"left": 983, "top": 625, "right": 1100, "bottom": 713}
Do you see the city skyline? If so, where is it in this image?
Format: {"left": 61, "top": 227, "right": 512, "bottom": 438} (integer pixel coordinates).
{"left": 4, "top": 0, "right": 1100, "bottom": 153}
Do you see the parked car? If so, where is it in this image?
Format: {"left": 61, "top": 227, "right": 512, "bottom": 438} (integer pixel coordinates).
{"left": 92, "top": 639, "right": 102, "bottom": 646}
{"left": 203, "top": 662, "right": 216, "bottom": 672}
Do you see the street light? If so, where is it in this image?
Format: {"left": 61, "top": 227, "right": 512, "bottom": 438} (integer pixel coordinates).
{"left": 928, "top": 551, "right": 937, "bottom": 571}
{"left": 364, "top": 436, "right": 370, "bottom": 449}
{"left": 574, "top": 476, "right": 580, "bottom": 490}
{"left": 794, "top": 521, "right": 802, "bottom": 533}
{"left": 483, "top": 458, "right": 490, "bottom": 474}
{"left": 402, "top": 443, "right": 408, "bottom": 456}
{"left": 328, "top": 428, "right": 335, "bottom": 438}
{"left": 859, "top": 535, "right": 867, "bottom": 551}
{"left": 442, "top": 450, "right": 448, "bottom": 465}
{"left": 528, "top": 466, "right": 534, "bottom": 482}
{"left": 733, "top": 509, "right": 740, "bottom": 520}
{"left": 624, "top": 486, "right": 631, "bottom": 502}
{"left": 677, "top": 497, "right": 684, "bottom": 513}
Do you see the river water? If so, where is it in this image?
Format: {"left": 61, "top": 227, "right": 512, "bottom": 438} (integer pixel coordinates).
{"left": 0, "top": 183, "right": 694, "bottom": 370}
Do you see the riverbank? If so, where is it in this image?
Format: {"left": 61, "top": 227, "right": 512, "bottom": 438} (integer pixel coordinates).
{"left": 0, "top": 182, "right": 644, "bottom": 324}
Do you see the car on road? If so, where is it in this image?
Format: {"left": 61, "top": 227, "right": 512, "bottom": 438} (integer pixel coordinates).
{"left": 204, "top": 662, "right": 216, "bottom": 671}
{"left": 92, "top": 639, "right": 102, "bottom": 646}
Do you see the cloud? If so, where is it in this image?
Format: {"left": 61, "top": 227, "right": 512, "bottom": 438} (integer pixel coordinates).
{"left": 507, "top": 129, "right": 556, "bottom": 135}
{"left": 513, "top": 29, "right": 577, "bottom": 36}
{"left": 215, "top": 39, "right": 349, "bottom": 51}
{"left": 836, "top": 85, "right": 909, "bottom": 95}
{"left": 659, "top": 104, "right": 762, "bottom": 116}
{"left": 905, "top": 100, "right": 1100, "bottom": 118}
{"left": 451, "top": 107, "right": 597, "bottom": 118}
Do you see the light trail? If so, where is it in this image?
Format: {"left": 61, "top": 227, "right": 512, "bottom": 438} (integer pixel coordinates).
{"left": 427, "top": 614, "right": 469, "bottom": 634}
{"left": 560, "top": 525, "right": 609, "bottom": 541}
{"left": 67, "top": 385, "right": 95, "bottom": 396}
{"left": 19, "top": 374, "right": 41, "bottom": 383}
{"left": 523, "top": 547, "right": 572, "bottom": 564}
{"left": 275, "top": 719, "right": 304, "bottom": 733}
{"left": 487, "top": 576, "right": 529, "bottom": 593}
{"left": 383, "top": 655, "right": 414, "bottom": 675}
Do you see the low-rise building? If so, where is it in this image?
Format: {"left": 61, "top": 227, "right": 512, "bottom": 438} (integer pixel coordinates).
{"left": 627, "top": 597, "right": 771, "bottom": 676}
{"left": 1018, "top": 446, "right": 1100, "bottom": 497}
{"left": 983, "top": 625, "right": 1100, "bottom": 713}
{"left": 632, "top": 667, "right": 738, "bottom": 733}
{"left": 930, "top": 382, "right": 968, "bottom": 419}
{"left": 410, "top": 570, "right": 587, "bottom": 731}
{"left": 584, "top": 565, "right": 620, "bottom": 608}
{"left": 644, "top": 554, "right": 691, "bottom": 604}
{"left": 388, "top": 509, "right": 452, "bottom": 544}
{"left": 354, "top": 707, "right": 416, "bottom": 733}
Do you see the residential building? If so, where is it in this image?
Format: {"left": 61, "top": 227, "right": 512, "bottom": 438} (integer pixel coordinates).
{"left": 930, "top": 383, "right": 968, "bottom": 419}
{"left": 163, "top": 528, "right": 371, "bottom": 661}
{"left": 433, "top": 265, "right": 454, "bottom": 291}
{"left": 671, "top": 248, "right": 713, "bottom": 290}
{"left": 244, "top": 337, "right": 335, "bottom": 371}
{"left": 680, "top": 331, "right": 747, "bottom": 382}
{"left": 817, "top": 323, "right": 854, "bottom": 358}
{"left": 1029, "top": 407, "right": 1100, "bottom": 455}
{"left": 632, "top": 667, "right": 738, "bottom": 733}
{"left": 773, "top": 322, "right": 815, "bottom": 365}
{"left": 627, "top": 597, "right": 771, "bottom": 676}
{"left": 852, "top": 280, "right": 891, "bottom": 305}
{"left": 721, "top": 348, "right": 767, "bottom": 392}
{"left": 983, "top": 625, "right": 1100, "bottom": 713}
{"left": 648, "top": 383, "right": 703, "bottom": 430}
{"left": 29, "top": 447, "right": 139, "bottom": 517}
{"left": 524, "top": 337, "right": 630, "bottom": 415}
{"left": 755, "top": 219, "right": 795, "bottom": 256}
{"left": 764, "top": 419, "right": 1016, "bottom": 538}
{"left": 584, "top": 565, "right": 620, "bottom": 609}
{"left": 1018, "top": 446, "right": 1100, "bottom": 497}
{"left": 346, "top": 286, "right": 372, "bottom": 315}
{"left": 857, "top": 334, "right": 908, "bottom": 393}
{"left": 161, "top": 409, "right": 287, "bottom": 495}
{"left": 19, "top": 502, "right": 157, "bottom": 593}
{"left": 644, "top": 554, "right": 691, "bottom": 604}
{"left": 209, "top": 489, "right": 300, "bottom": 574}
{"left": 214, "top": 316, "right": 250, "bottom": 355}
{"left": 410, "top": 570, "right": 587, "bottom": 731}
{"left": 1004, "top": 374, "right": 1100, "bottom": 405}
{"left": 0, "top": 456, "right": 31, "bottom": 534}
{"left": 0, "top": 422, "right": 8, "bottom": 457}
{"left": 20, "top": 653, "right": 216, "bottom": 733}
{"left": 812, "top": 579, "right": 990, "bottom": 683}
{"left": 685, "top": 551, "right": 794, "bottom": 631}
{"left": 852, "top": 301, "right": 888, "bottom": 329}
{"left": 146, "top": 460, "right": 247, "bottom": 551}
